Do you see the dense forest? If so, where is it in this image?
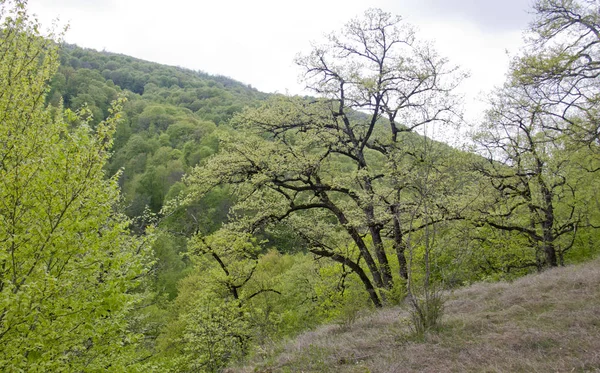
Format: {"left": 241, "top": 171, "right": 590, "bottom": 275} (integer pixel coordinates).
{"left": 1, "top": 0, "right": 599, "bottom": 371}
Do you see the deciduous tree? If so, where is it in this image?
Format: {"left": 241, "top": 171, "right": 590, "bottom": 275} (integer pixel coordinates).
{"left": 0, "top": 2, "right": 151, "bottom": 370}
{"left": 514, "top": 0, "right": 600, "bottom": 147}
{"left": 183, "top": 9, "right": 466, "bottom": 307}
{"left": 473, "top": 82, "right": 592, "bottom": 270}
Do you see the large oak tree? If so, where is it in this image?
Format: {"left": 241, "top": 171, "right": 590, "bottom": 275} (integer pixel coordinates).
{"left": 183, "top": 9, "right": 466, "bottom": 307}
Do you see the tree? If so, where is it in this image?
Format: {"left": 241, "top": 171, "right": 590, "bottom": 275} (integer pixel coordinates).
{"left": 514, "top": 0, "right": 600, "bottom": 148}
{"left": 183, "top": 9, "right": 465, "bottom": 307}
{"left": 468, "top": 0, "right": 600, "bottom": 274}
{"left": 473, "top": 81, "right": 591, "bottom": 270}
{"left": 152, "top": 229, "right": 276, "bottom": 372}
{"left": 0, "top": 2, "right": 151, "bottom": 370}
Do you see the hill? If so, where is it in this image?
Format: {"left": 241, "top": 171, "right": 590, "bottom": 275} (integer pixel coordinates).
{"left": 45, "top": 44, "right": 274, "bottom": 298}
{"left": 47, "top": 42, "right": 600, "bottom": 372}
{"left": 235, "top": 259, "right": 600, "bottom": 372}
{"left": 53, "top": 43, "right": 267, "bottom": 125}
{"left": 4, "top": 3, "right": 600, "bottom": 371}
{"left": 49, "top": 44, "right": 269, "bottom": 219}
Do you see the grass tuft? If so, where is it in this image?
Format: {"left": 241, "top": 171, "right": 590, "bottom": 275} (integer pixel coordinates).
{"left": 407, "top": 289, "right": 445, "bottom": 337}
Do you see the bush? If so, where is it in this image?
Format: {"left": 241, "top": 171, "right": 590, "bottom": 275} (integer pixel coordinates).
{"left": 408, "top": 288, "right": 445, "bottom": 336}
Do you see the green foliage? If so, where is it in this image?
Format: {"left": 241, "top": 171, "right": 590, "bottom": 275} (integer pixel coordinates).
{"left": 11, "top": 2, "right": 598, "bottom": 371}
{"left": 151, "top": 230, "right": 260, "bottom": 371}
{"left": 243, "top": 250, "right": 320, "bottom": 339}
{"left": 176, "top": 295, "right": 250, "bottom": 372}
{"left": 46, "top": 43, "right": 268, "bottom": 224}
{"left": 151, "top": 233, "right": 190, "bottom": 300}
{"left": 149, "top": 225, "right": 381, "bottom": 369}
{"left": 0, "top": 3, "right": 152, "bottom": 370}
{"left": 313, "top": 261, "right": 373, "bottom": 327}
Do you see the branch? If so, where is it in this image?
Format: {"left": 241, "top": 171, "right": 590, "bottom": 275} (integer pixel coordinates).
{"left": 246, "top": 289, "right": 282, "bottom": 301}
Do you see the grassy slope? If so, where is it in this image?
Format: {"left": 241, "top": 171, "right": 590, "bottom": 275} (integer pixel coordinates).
{"left": 234, "top": 259, "right": 600, "bottom": 372}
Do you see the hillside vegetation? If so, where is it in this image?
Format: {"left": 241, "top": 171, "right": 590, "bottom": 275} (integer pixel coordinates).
{"left": 1, "top": 1, "right": 600, "bottom": 371}
{"left": 51, "top": 44, "right": 267, "bottom": 219}
{"left": 236, "top": 259, "right": 600, "bottom": 372}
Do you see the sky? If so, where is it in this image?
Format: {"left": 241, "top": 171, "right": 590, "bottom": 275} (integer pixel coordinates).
{"left": 27, "top": 0, "right": 534, "bottom": 141}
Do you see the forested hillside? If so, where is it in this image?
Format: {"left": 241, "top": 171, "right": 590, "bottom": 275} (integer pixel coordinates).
{"left": 1, "top": 1, "right": 600, "bottom": 372}
{"left": 50, "top": 44, "right": 267, "bottom": 217}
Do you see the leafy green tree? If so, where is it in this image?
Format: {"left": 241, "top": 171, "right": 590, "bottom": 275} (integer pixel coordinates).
{"left": 469, "top": 0, "right": 600, "bottom": 273}
{"left": 175, "top": 294, "right": 249, "bottom": 372}
{"left": 150, "top": 233, "right": 190, "bottom": 300}
{"left": 0, "top": 2, "right": 151, "bottom": 370}
{"left": 152, "top": 229, "right": 262, "bottom": 371}
{"left": 473, "top": 79, "right": 596, "bottom": 270}
{"left": 152, "top": 230, "right": 364, "bottom": 370}
{"left": 514, "top": 0, "right": 600, "bottom": 148}
{"left": 183, "top": 9, "right": 465, "bottom": 307}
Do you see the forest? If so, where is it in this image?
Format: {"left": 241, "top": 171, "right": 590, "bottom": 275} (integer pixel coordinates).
{"left": 1, "top": 0, "right": 599, "bottom": 371}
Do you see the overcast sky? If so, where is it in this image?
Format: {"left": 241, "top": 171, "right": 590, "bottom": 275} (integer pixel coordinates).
{"left": 27, "top": 0, "right": 534, "bottom": 139}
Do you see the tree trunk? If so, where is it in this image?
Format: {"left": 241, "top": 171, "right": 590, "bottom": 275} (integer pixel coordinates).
{"left": 319, "top": 193, "right": 385, "bottom": 288}
{"left": 310, "top": 248, "right": 382, "bottom": 308}
{"left": 370, "top": 224, "right": 393, "bottom": 289}
{"left": 392, "top": 209, "right": 408, "bottom": 280}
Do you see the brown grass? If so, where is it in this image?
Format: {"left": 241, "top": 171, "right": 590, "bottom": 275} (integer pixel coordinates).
{"left": 231, "top": 259, "right": 600, "bottom": 373}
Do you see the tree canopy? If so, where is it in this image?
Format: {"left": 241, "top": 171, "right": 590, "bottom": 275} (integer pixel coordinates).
{"left": 182, "top": 9, "right": 469, "bottom": 308}
{"left": 0, "top": 2, "right": 151, "bottom": 370}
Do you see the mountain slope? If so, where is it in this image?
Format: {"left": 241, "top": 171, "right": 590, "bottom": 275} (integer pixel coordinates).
{"left": 236, "top": 259, "right": 600, "bottom": 372}
{"left": 52, "top": 44, "right": 268, "bottom": 124}
{"left": 48, "top": 44, "right": 269, "bottom": 218}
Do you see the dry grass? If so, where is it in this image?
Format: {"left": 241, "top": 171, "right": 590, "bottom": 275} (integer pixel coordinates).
{"left": 231, "top": 259, "right": 600, "bottom": 373}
